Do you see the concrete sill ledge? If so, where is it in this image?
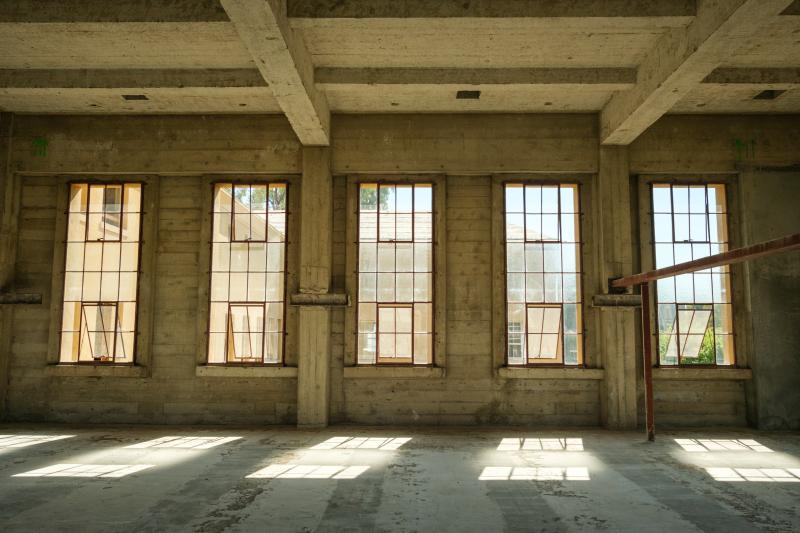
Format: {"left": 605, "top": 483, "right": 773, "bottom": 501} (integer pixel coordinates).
{"left": 343, "top": 366, "right": 445, "bottom": 379}
{"left": 46, "top": 364, "right": 148, "bottom": 378}
{"left": 196, "top": 366, "right": 298, "bottom": 378}
{"left": 497, "top": 367, "right": 604, "bottom": 380}
{"left": 653, "top": 368, "right": 753, "bottom": 381}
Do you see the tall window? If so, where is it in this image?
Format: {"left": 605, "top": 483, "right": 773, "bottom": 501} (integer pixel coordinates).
{"left": 357, "top": 183, "right": 433, "bottom": 365}
{"left": 652, "top": 184, "right": 733, "bottom": 366}
{"left": 504, "top": 184, "right": 582, "bottom": 366}
{"left": 60, "top": 183, "right": 142, "bottom": 363}
{"left": 208, "top": 183, "right": 287, "bottom": 365}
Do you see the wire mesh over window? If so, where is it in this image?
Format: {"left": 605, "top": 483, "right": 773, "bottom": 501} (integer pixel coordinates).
{"left": 357, "top": 183, "right": 433, "bottom": 365}
{"left": 652, "top": 184, "right": 734, "bottom": 366}
{"left": 208, "top": 183, "right": 286, "bottom": 364}
{"left": 60, "top": 183, "right": 142, "bottom": 363}
{"left": 504, "top": 184, "right": 582, "bottom": 366}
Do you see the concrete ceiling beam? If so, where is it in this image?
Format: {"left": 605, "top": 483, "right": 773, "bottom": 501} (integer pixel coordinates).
{"left": 0, "top": 0, "right": 228, "bottom": 22}
{"left": 600, "top": 0, "right": 795, "bottom": 146}
{"left": 287, "top": 0, "right": 696, "bottom": 18}
{"left": 315, "top": 68, "right": 637, "bottom": 90}
{"left": 703, "top": 68, "right": 800, "bottom": 87}
{"left": 0, "top": 69, "right": 266, "bottom": 89}
{"left": 222, "top": 0, "right": 330, "bottom": 146}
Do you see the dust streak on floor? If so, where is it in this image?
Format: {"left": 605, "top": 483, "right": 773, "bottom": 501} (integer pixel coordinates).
{"left": 0, "top": 425, "right": 798, "bottom": 532}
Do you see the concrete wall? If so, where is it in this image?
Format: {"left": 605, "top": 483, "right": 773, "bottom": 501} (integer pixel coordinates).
{"left": 1, "top": 113, "right": 798, "bottom": 427}
{"left": 741, "top": 169, "right": 800, "bottom": 430}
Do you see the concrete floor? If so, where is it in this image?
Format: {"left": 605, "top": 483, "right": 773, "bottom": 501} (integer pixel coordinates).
{"left": 0, "top": 425, "right": 798, "bottom": 532}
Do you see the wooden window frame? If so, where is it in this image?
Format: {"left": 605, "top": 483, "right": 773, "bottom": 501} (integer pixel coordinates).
{"left": 344, "top": 175, "right": 447, "bottom": 369}
{"left": 196, "top": 175, "right": 300, "bottom": 371}
{"left": 638, "top": 176, "right": 743, "bottom": 368}
{"left": 46, "top": 176, "right": 159, "bottom": 376}
{"left": 491, "top": 174, "right": 597, "bottom": 373}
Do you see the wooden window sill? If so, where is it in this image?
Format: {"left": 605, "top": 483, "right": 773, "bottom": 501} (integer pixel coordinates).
{"left": 343, "top": 366, "right": 445, "bottom": 379}
{"left": 45, "top": 364, "right": 148, "bottom": 378}
{"left": 497, "top": 367, "right": 604, "bottom": 380}
{"left": 652, "top": 368, "right": 752, "bottom": 381}
{"left": 196, "top": 365, "right": 298, "bottom": 378}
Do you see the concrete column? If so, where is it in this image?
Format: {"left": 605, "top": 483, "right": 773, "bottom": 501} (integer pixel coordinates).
{"left": 296, "top": 146, "right": 332, "bottom": 427}
{"left": 0, "top": 113, "right": 16, "bottom": 419}
{"left": 596, "top": 146, "right": 639, "bottom": 429}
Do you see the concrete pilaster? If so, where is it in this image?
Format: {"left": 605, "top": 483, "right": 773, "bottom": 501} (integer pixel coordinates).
{"left": 296, "top": 146, "right": 332, "bottom": 427}
{"left": 596, "top": 145, "right": 639, "bottom": 429}
{"left": 0, "top": 113, "right": 16, "bottom": 419}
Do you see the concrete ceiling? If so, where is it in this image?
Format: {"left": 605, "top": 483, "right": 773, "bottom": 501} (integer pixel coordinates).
{"left": 0, "top": 0, "right": 798, "bottom": 143}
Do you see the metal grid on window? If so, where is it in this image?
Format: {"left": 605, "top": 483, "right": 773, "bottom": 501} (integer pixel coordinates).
{"left": 504, "top": 183, "right": 583, "bottom": 366}
{"left": 357, "top": 183, "right": 433, "bottom": 365}
{"left": 60, "top": 183, "right": 142, "bottom": 363}
{"left": 652, "top": 183, "right": 734, "bottom": 366}
{"left": 208, "top": 183, "right": 287, "bottom": 365}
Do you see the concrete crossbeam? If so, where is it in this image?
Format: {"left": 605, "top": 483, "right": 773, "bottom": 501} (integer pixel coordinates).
{"left": 703, "top": 68, "right": 800, "bottom": 87}
{"left": 316, "top": 67, "right": 637, "bottom": 89}
{"left": 288, "top": 0, "right": 696, "bottom": 18}
{"left": 0, "top": 69, "right": 266, "bottom": 89}
{"left": 0, "top": 0, "right": 228, "bottom": 22}
{"left": 222, "top": 0, "right": 330, "bottom": 146}
{"left": 600, "top": 0, "right": 795, "bottom": 145}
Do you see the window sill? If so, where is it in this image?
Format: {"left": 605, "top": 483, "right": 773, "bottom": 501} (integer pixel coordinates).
{"left": 45, "top": 364, "right": 149, "bottom": 378}
{"left": 497, "top": 367, "right": 604, "bottom": 380}
{"left": 196, "top": 365, "right": 298, "bottom": 378}
{"left": 343, "top": 366, "right": 445, "bottom": 379}
{"left": 653, "top": 368, "right": 752, "bottom": 381}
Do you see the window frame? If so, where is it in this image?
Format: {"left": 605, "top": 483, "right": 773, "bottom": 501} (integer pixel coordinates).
{"left": 345, "top": 175, "right": 446, "bottom": 368}
{"left": 638, "top": 174, "right": 748, "bottom": 369}
{"left": 46, "top": 176, "right": 158, "bottom": 374}
{"left": 491, "top": 175, "right": 596, "bottom": 372}
{"left": 196, "top": 176, "right": 299, "bottom": 369}
{"left": 499, "top": 179, "right": 586, "bottom": 368}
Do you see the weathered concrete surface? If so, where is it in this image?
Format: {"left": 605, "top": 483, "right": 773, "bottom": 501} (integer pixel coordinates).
{"left": 2, "top": 113, "right": 799, "bottom": 427}
{"left": 223, "top": 0, "right": 330, "bottom": 145}
{"left": 601, "top": 0, "right": 795, "bottom": 145}
{"left": 595, "top": 146, "right": 638, "bottom": 429}
{"left": 0, "top": 425, "right": 799, "bottom": 532}
{"left": 297, "top": 147, "right": 333, "bottom": 427}
{"left": 0, "top": 113, "right": 15, "bottom": 420}
{"left": 741, "top": 170, "right": 800, "bottom": 430}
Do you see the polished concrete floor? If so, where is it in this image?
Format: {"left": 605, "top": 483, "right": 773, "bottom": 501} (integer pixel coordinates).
{"left": 0, "top": 425, "right": 799, "bottom": 532}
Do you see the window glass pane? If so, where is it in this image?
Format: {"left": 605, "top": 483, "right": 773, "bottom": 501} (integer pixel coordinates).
{"left": 541, "top": 187, "right": 559, "bottom": 213}
{"left": 652, "top": 185, "right": 671, "bottom": 213}
{"left": 415, "top": 185, "right": 432, "bottom": 212}
{"left": 505, "top": 185, "right": 524, "bottom": 212}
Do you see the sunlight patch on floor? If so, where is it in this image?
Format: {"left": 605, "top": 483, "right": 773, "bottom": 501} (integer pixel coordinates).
{"left": 125, "top": 436, "right": 242, "bottom": 449}
{"left": 676, "top": 439, "right": 772, "bottom": 453}
{"left": 310, "top": 437, "right": 411, "bottom": 450}
{"left": 247, "top": 464, "right": 370, "bottom": 479}
{"left": 13, "top": 464, "right": 154, "bottom": 478}
{"left": 496, "top": 438, "right": 584, "bottom": 451}
{"left": 479, "top": 466, "right": 590, "bottom": 481}
{"left": 705, "top": 467, "right": 800, "bottom": 482}
{"left": 0, "top": 435, "right": 74, "bottom": 449}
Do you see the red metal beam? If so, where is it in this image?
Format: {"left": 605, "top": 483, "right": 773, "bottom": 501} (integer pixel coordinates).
{"left": 613, "top": 233, "right": 800, "bottom": 288}
{"left": 640, "top": 283, "right": 655, "bottom": 441}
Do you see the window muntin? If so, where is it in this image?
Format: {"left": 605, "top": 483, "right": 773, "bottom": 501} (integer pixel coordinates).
{"left": 208, "top": 183, "right": 287, "bottom": 364}
{"left": 357, "top": 183, "right": 433, "bottom": 365}
{"left": 60, "top": 183, "right": 142, "bottom": 363}
{"left": 504, "top": 184, "right": 582, "bottom": 366}
{"left": 652, "top": 183, "right": 734, "bottom": 366}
